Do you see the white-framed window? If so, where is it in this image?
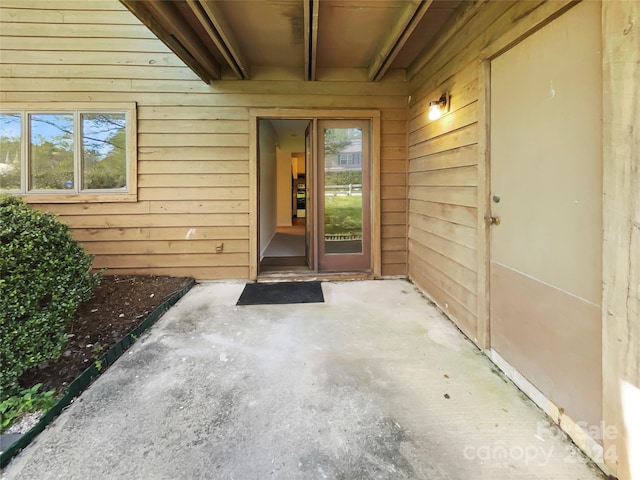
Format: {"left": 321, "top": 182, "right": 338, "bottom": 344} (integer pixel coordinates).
{"left": 338, "top": 152, "right": 362, "bottom": 166}
{"left": 0, "top": 103, "right": 137, "bottom": 202}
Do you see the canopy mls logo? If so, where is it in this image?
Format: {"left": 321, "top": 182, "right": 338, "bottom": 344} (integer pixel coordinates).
{"left": 462, "top": 421, "right": 619, "bottom": 468}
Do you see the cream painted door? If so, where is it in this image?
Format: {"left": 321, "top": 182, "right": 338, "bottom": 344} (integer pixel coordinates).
{"left": 490, "top": 1, "right": 602, "bottom": 429}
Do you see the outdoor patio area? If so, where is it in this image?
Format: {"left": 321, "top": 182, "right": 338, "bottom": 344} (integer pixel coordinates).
{"left": 2, "top": 280, "right": 605, "bottom": 479}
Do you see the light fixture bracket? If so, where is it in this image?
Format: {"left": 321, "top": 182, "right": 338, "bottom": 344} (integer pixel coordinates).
{"left": 429, "top": 93, "right": 448, "bottom": 110}
{"left": 428, "top": 92, "right": 449, "bottom": 121}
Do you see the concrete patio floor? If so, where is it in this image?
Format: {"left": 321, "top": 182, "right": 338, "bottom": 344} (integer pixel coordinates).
{"left": 2, "top": 280, "right": 605, "bottom": 479}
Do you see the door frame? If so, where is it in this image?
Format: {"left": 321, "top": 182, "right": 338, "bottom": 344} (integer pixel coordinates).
{"left": 304, "top": 122, "right": 314, "bottom": 270}
{"left": 249, "top": 108, "right": 381, "bottom": 280}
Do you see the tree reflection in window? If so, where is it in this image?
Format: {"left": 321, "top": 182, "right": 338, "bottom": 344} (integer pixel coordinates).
{"left": 0, "top": 113, "right": 21, "bottom": 190}
{"left": 82, "top": 113, "right": 126, "bottom": 189}
{"left": 30, "top": 113, "right": 74, "bottom": 190}
{"left": 0, "top": 110, "right": 129, "bottom": 193}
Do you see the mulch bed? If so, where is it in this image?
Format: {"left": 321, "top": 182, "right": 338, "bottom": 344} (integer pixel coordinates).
{"left": 18, "top": 275, "right": 192, "bottom": 396}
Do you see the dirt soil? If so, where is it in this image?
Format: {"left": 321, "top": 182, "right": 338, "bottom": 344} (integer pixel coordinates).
{"left": 19, "top": 275, "right": 192, "bottom": 396}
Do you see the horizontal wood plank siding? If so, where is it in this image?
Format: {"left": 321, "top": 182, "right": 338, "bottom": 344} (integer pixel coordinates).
{"left": 0, "top": 0, "right": 407, "bottom": 279}
{"left": 406, "top": 1, "right": 556, "bottom": 342}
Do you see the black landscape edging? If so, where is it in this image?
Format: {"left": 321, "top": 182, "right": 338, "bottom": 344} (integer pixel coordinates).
{"left": 0, "top": 278, "right": 196, "bottom": 468}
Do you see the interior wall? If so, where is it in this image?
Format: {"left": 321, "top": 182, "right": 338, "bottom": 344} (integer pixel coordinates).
{"left": 0, "top": 0, "right": 408, "bottom": 279}
{"left": 258, "top": 120, "right": 277, "bottom": 258}
{"left": 275, "top": 147, "right": 292, "bottom": 227}
{"left": 276, "top": 135, "right": 305, "bottom": 227}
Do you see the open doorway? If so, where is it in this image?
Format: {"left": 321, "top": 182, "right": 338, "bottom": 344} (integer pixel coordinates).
{"left": 255, "top": 112, "right": 378, "bottom": 278}
{"left": 258, "top": 119, "right": 311, "bottom": 274}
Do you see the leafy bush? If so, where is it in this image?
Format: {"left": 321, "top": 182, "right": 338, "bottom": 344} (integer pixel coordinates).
{"left": 0, "top": 384, "right": 57, "bottom": 432}
{"left": 0, "top": 195, "right": 100, "bottom": 399}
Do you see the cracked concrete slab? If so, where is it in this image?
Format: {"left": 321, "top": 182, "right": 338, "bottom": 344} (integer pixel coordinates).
{"left": 2, "top": 280, "right": 605, "bottom": 479}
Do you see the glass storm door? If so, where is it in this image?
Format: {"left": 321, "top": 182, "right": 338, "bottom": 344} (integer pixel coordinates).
{"left": 317, "top": 120, "right": 371, "bottom": 272}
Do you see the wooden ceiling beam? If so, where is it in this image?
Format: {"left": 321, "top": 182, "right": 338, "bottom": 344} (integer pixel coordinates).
{"left": 145, "top": 0, "right": 222, "bottom": 81}
{"left": 368, "top": 0, "right": 434, "bottom": 82}
{"left": 303, "top": 0, "right": 319, "bottom": 81}
{"left": 407, "top": 0, "right": 489, "bottom": 82}
{"left": 194, "top": 0, "right": 249, "bottom": 80}
{"left": 121, "top": 0, "right": 221, "bottom": 83}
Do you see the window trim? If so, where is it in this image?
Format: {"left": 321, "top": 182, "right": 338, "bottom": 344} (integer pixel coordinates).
{"left": 1, "top": 102, "right": 137, "bottom": 203}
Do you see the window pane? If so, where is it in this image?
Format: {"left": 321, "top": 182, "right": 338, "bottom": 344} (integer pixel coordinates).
{"left": 30, "top": 113, "right": 74, "bottom": 190}
{"left": 82, "top": 113, "right": 126, "bottom": 190}
{"left": 0, "top": 113, "right": 22, "bottom": 190}
{"left": 323, "top": 127, "right": 363, "bottom": 254}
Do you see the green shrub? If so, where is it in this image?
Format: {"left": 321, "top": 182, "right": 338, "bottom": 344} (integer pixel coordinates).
{"left": 0, "top": 195, "right": 100, "bottom": 399}
{"left": 0, "top": 384, "right": 57, "bottom": 432}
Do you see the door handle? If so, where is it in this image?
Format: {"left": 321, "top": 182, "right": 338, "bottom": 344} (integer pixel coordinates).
{"left": 485, "top": 216, "right": 501, "bottom": 226}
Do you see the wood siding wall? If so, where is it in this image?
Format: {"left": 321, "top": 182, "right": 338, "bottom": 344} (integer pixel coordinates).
{"left": 0, "top": 0, "right": 408, "bottom": 279}
{"left": 406, "top": 0, "right": 571, "bottom": 344}
{"left": 601, "top": 2, "right": 639, "bottom": 478}
{"left": 406, "top": 2, "right": 637, "bottom": 477}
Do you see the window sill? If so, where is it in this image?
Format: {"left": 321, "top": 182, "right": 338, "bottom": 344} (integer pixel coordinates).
{"left": 18, "top": 193, "right": 137, "bottom": 204}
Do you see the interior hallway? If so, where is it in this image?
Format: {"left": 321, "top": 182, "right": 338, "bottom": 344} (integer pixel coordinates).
{"left": 3, "top": 280, "right": 605, "bottom": 480}
{"left": 260, "top": 218, "right": 307, "bottom": 272}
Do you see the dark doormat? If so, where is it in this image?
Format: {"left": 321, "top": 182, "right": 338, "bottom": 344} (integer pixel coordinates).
{"left": 236, "top": 281, "right": 324, "bottom": 305}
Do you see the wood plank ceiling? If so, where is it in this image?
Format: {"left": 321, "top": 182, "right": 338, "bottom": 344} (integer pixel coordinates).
{"left": 120, "top": 0, "right": 463, "bottom": 83}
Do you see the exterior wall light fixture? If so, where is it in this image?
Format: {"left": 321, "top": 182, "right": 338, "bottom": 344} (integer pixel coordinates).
{"left": 428, "top": 93, "right": 449, "bottom": 121}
